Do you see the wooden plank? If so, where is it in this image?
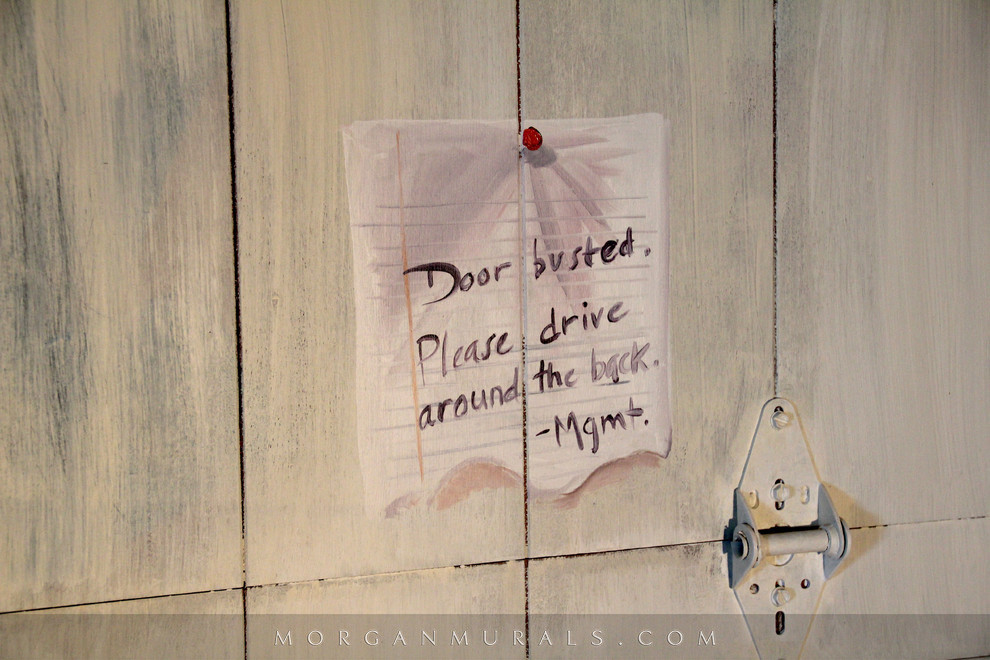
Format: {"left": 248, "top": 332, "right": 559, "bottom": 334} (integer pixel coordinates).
{"left": 0, "top": 0, "right": 241, "bottom": 610}
{"left": 0, "top": 591, "right": 243, "bottom": 660}
{"left": 530, "top": 543, "right": 738, "bottom": 616}
{"left": 233, "top": 0, "right": 521, "bottom": 586}
{"left": 529, "top": 543, "right": 755, "bottom": 659}
{"left": 246, "top": 562, "right": 525, "bottom": 659}
{"left": 804, "top": 518, "right": 990, "bottom": 658}
{"left": 777, "top": 1, "right": 990, "bottom": 526}
{"left": 520, "top": 0, "right": 774, "bottom": 556}
{"left": 529, "top": 518, "right": 990, "bottom": 658}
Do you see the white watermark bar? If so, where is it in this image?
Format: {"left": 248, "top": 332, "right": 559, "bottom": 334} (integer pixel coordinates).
{"left": 1, "top": 613, "right": 987, "bottom": 658}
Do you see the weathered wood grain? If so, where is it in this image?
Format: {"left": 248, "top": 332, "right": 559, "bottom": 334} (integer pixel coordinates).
{"left": 0, "top": 591, "right": 243, "bottom": 659}
{"left": 528, "top": 542, "right": 741, "bottom": 615}
{"left": 804, "top": 518, "right": 990, "bottom": 658}
{"left": 233, "top": 0, "right": 522, "bottom": 586}
{"left": 521, "top": 0, "right": 775, "bottom": 557}
{"left": 529, "top": 543, "right": 755, "bottom": 659}
{"left": 0, "top": 0, "right": 241, "bottom": 610}
{"left": 777, "top": 1, "right": 990, "bottom": 526}
{"left": 529, "top": 518, "right": 990, "bottom": 658}
{"left": 246, "top": 562, "right": 525, "bottom": 659}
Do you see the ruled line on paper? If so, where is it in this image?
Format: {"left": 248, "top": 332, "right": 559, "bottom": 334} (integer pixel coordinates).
{"left": 380, "top": 368, "right": 524, "bottom": 392}
{"left": 367, "top": 287, "right": 521, "bottom": 303}
{"left": 525, "top": 262, "right": 653, "bottom": 274}
{"left": 517, "top": 343, "right": 656, "bottom": 366}
{"left": 376, "top": 195, "right": 647, "bottom": 210}
{"left": 355, "top": 214, "right": 651, "bottom": 229}
{"left": 369, "top": 255, "right": 520, "bottom": 268}
{"left": 383, "top": 420, "right": 525, "bottom": 439}
{"left": 526, "top": 371, "right": 659, "bottom": 397}
{"left": 372, "top": 237, "right": 521, "bottom": 250}
{"left": 524, "top": 327, "right": 656, "bottom": 351}
{"left": 370, "top": 226, "right": 655, "bottom": 250}
{"left": 377, "top": 199, "right": 519, "bottom": 210}
{"left": 396, "top": 438, "right": 523, "bottom": 465}
{"left": 372, "top": 272, "right": 652, "bottom": 290}
{"left": 367, "top": 279, "right": 656, "bottom": 302}
{"left": 365, "top": 328, "right": 653, "bottom": 367}
{"left": 363, "top": 318, "right": 654, "bottom": 359}
{"left": 410, "top": 438, "right": 521, "bottom": 462}
{"left": 525, "top": 214, "right": 648, "bottom": 222}
{"left": 386, "top": 349, "right": 656, "bottom": 386}
{"left": 526, "top": 389, "right": 652, "bottom": 411}
{"left": 375, "top": 384, "right": 654, "bottom": 426}
{"left": 529, "top": 275, "right": 655, "bottom": 286}
{"left": 379, "top": 389, "right": 524, "bottom": 414}
{"left": 371, "top": 406, "right": 521, "bottom": 432}
{"left": 367, "top": 334, "right": 523, "bottom": 358}
{"left": 524, "top": 195, "right": 648, "bottom": 205}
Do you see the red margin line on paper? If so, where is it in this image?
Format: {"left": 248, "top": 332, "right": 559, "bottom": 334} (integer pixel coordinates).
{"left": 396, "top": 131, "right": 425, "bottom": 482}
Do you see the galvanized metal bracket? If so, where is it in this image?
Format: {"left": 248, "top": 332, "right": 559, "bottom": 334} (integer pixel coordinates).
{"left": 728, "top": 398, "right": 851, "bottom": 659}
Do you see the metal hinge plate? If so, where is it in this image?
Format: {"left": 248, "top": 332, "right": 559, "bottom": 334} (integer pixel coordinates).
{"left": 728, "top": 398, "right": 851, "bottom": 659}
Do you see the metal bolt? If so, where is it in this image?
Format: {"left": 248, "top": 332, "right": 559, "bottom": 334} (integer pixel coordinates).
{"left": 771, "top": 480, "right": 791, "bottom": 504}
{"left": 770, "top": 407, "right": 792, "bottom": 430}
{"left": 771, "top": 585, "right": 792, "bottom": 607}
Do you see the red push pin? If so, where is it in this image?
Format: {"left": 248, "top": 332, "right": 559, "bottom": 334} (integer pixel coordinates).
{"left": 522, "top": 126, "right": 543, "bottom": 151}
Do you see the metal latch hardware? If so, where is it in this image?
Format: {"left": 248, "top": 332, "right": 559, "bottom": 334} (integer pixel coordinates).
{"left": 727, "top": 398, "right": 851, "bottom": 659}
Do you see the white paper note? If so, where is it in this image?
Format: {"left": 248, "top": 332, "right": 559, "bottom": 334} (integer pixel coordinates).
{"left": 344, "top": 115, "right": 671, "bottom": 516}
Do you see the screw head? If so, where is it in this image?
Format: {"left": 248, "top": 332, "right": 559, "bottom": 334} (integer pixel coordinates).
{"left": 771, "top": 480, "right": 791, "bottom": 503}
{"left": 771, "top": 585, "right": 792, "bottom": 607}
{"left": 770, "top": 408, "right": 792, "bottom": 430}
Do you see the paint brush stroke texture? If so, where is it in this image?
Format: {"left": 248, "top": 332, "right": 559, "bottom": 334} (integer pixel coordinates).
{"left": 344, "top": 116, "right": 670, "bottom": 517}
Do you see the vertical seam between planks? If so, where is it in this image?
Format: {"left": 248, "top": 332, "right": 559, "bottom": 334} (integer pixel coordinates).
{"left": 515, "top": 0, "right": 530, "bottom": 657}
{"left": 772, "top": 0, "right": 780, "bottom": 396}
{"left": 223, "top": 1, "right": 249, "bottom": 657}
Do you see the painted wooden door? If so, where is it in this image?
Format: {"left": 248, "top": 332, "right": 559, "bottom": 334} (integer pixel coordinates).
{"left": 2, "top": 1, "right": 987, "bottom": 658}
{"left": 1, "top": 1, "right": 244, "bottom": 655}
{"left": 774, "top": 3, "right": 990, "bottom": 655}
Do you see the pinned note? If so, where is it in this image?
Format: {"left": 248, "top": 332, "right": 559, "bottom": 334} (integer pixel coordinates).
{"left": 344, "top": 115, "right": 671, "bottom": 516}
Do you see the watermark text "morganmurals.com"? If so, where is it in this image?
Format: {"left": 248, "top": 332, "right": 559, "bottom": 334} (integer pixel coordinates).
{"left": 273, "top": 627, "right": 716, "bottom": 649}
